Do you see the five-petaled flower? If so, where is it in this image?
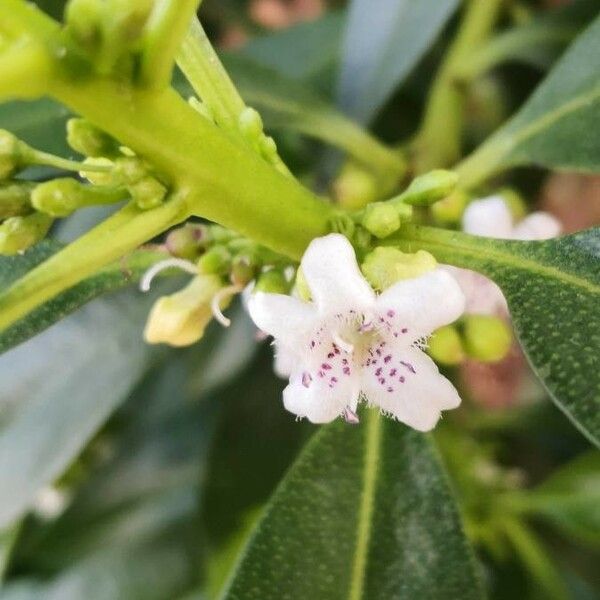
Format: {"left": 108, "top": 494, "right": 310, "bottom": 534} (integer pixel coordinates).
{"left": 446, "top": 196, "right": 561, "bottom": 315}
{"left": 247, "top": 234, "right": 466, "bottom": 431}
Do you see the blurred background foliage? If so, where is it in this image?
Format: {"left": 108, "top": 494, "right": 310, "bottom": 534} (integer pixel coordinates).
{"left": 0, "top": 0, "right": 598, "bottom": 598}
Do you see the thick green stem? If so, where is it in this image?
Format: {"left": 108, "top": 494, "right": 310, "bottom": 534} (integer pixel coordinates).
{"left": 414, "top": 0, "right": 503, "bottom": 171}
{"left": 0, "top": 197, "right": 189, "bottom": 331}
{"left": 177, "top": 18, "right": 246, "bottom": 131}
{"left": 142, "top": 0, "right": 203, "bottom": 88}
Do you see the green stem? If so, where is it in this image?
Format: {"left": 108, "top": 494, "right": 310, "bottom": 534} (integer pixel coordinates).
{"left": 0, "top": 197, "right": 189, "bottom": 331}
{"left": 142, "top": 0, "right": 203, "bottom": 88}
{"left": 177, "top": 18, "right": 246, "bottom": 131}
{"left": 25, "top": 149, "right": 112, "bottom": 173}
{"left": 414, "top": 0, "right": 503, "bottom": 171}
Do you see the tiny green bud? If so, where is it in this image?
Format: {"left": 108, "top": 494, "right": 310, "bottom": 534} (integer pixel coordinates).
{"left": 431, "top": 190, "right": 470, "bottom": 225}
{"left": 361, "top": 247, "right": 437, "bottom": 291}
{"left": 255, "top": 269, "right": 289, "bottom": 294}
{"left": 144, "top": 274, "right": 224, "bottom": 347}
{"left": 399, "top": 169, "right": 459, "bottom": 207}
{"left": 239, "top": 107, "right": 264, "bottom": 141}
{"left": 294, "top": 267, "right": 311, "bottom": 301}
{"left": 0, "top": 130, "right": 22, "bottom": 180}
{"left": 333, "top": 162, "right": 378, "bottom": 210}
{"left": 463, "top": 315, "right": 512, "bottom": 363}
{"left": 165, "top": 224, "right": 210, "bottom": 259}
{"left": 428, "top": 325, "right": 465, "bottom": 366}
{"left": 231, "top": 255, "right": 256, "bottom": 286}
{"left": 65, "top": 0, "right": 104, "bottom": 50}
{"left": 197, "top": 245, "right": 231, "bottom": 275}
{"left": 361, "top": 203, "right": 401, "bottom": 239}
{"left": 129, "top": 176, "right": 167, "bottom": 210}
{"left": 259, "top": 136, "right": 278, "bottom": 162}
{"left": 114, "top": 156, "right": 147, "bottom": 184}
{"left": 67, "top": 118, "right": 119, "bottom": 157}
{"left": 0, "top": 213, "right": 53, "bottom": 255}
{"left": 0, "top": 182, "right": 35, "bottom": 219}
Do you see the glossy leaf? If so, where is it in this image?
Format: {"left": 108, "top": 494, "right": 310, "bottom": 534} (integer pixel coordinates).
{"left": 0, "top": 285, "right": 163, "bottom": 528}
{"left": 458, "top": 15, "right": 600, "bottom": 186}
{"left": 0, "top": 241, "right": 167, "bottom": 354}
{"left": 222, "top": 411, "right": 484, "bottom": 600}
{"left": 393, "top": 226, "right": 600, "bottom": 446}
{"left": 337, "top": 0, "right": 459, "bottom": 123}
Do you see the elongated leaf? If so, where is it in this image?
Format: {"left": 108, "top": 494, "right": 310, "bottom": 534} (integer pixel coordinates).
{"left": 458, "top": 15, "right": 600, "bottom": 186}
{"left": 337, "top": 0, "right": 459, "bottom": 124}
{"left": 0, "top": 285, "right": 162, "bottom": 528}
{"left": 393, "top": 226, "right": 600, "bottom": 446}
{"left": 222, "top": 411, "right": 484, "bottom": 600}
{"left": 0, "top": 241, "right": 167, "bottom": 354}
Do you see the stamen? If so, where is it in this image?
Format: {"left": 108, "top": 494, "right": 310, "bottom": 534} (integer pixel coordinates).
{"left": 139, "top": 258, "right": 198, "bottom": 292}
{"left": 333, "top": 332, "right": 354, "bottom": 354}
{"left": 211, "top": 284, "right": 243, "bottom": 327}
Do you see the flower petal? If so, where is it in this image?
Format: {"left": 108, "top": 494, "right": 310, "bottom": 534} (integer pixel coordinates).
{"left": 462, "top": 196, "right": 514, "bottom": 239}
{"left": 361, "top": 347, "right": 461, "bottom": 431}
{"left": 283, "top": 371, "right": 359, "bottom": 424}
{"left": 301, "top": 234, "right": 375, "bottom": 313}
{"left": 443, "top": 265, "right": 507, "bottom": 315}
{"left": 273, "top": 341, "right": 297, "bottom": 378}
{"left": 247, "top": 291, "right": 316, "bottom": 343}
{"left": 375, "top": 268, "right": 465, "bottom": 339}
{"left": 512, "top": 212, "right": 561, "bottom": 240}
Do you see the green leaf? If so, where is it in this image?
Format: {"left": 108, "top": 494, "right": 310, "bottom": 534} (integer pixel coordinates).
{"left": 0, "top": 241, "right": 167, "bottom": 354}
{"left": 458, "top": 14, "right": 600, "bottom": 187}
{"left": 337, "top": 0, "right": 459, "bottom": 124}
{"left": 222, "top": 411, "right": 484, "bottom": 600}
{"left": 0, "top": 285, "right": 162, "bottom": 528}
{"left": 393, "top": 225, "right": 600, "bottom": 446}
{"left": 516, "top": 451, "right": 600, "bottom": 548}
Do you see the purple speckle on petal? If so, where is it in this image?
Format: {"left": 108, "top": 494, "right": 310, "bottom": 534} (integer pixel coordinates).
{"left": 384, "top": 355, "right": 392, "bottom": 363}
{"left": 327, "top": 352, "right": 335, "bottom": 359}
{"left": 322, "top": 363, "right": 332, "bottom": 370}
{"left": 401, "top": 328, "right": 408, "bottom": 334}
{"left": 399, "top": 376, "right": 405, "bottom": 383}
{"left": 375, "top": 367, "right": 382, "bottom": 376}
{"left": 379, "top": 378, "right": 386, "bottom": 385}
{"left": 387, "top": 387, "right": 394, "bottom": 393}
{"left": 389, "top": 368, "right": 397, "bottom": 376}
{"left": 387, "top": 310, "right": 395, "bottom": 318}
{"left": 400, "top": 361, "right": 416, "bottom": 374}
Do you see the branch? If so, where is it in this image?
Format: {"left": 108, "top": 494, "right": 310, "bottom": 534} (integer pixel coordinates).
{"left": 141, "top": 0, "right": 203, "bottom": 88}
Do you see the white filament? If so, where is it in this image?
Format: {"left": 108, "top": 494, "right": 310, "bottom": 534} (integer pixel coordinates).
{"left": 211, "top": 284, "right": 243, "bottom": 327}
{"left": 139, "top": 258, "right": 198, "bottom": 292}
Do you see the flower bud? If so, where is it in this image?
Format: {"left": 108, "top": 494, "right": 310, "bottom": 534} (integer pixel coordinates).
{"left": 259, "top": 136, "right": 278, "bottom": 162}
{"left": 239, "top": 107, "right": 264, "bottom": 141}
{"left": 165, "top": 224, "right": 210, "bottom": 259}
{"left": 0, "top": 213, "right": 53, "bottom": 255}
{"left": 144, "top": 274, "right": 223, "bottom": 347}
{"left": 231, "top": 255, "right": 256, "bottom": 286}
{"left": 129, "top": 176, "right": 167, "bottom": 210}
{"left": 65, "top": 0, "right": 104, "bottom": 51}
{"left": 0, "top": 130, "right": 22, "bottom": 180}
{"left": 197, "top": 245, "right": 231, "bottom": 275}
{"left": 428, "top": 325, "right": 465, "bottom": 366}
{"left": 332, "top": 162, "right": 378, "bottom": 210}
{"left": 114, "top": 156, "right": 147, "bottom": 184}
{"left": 255, "top": 269, "right": 289, "bottom": 294}
{"left": 431, "top": 190, "right": 470, "bottom": 225}
{"left": 361, "top": 203, "right": 401, "bottom": 238}
{"left": 463, "top": 315, "right": 512, "bottom": 363}
{"left": 399, "top": 169, "right": 459, "bottom": 207}
{"left": 67, "top": 118, "right": 119, "bottom": 158}
{"left": 361, "top": 247, "right": 437, "bottom": 291}
{"left": 0, "top": 182, "right": 34, "bottom": 219}
{"left": 80, "top": 157, "right": 116, "bottom": 185}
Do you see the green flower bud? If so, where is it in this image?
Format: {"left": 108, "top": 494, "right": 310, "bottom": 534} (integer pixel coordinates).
{"left": 0, "top": 213, "right": 53, "bottom": 255}
{"left": 431, "top": 190, "right": 470, "bottom": 225}
{"left": 259, "top": 136, "right": 278, "bottom": 162}
{"left": 65, "top": 0, "right": 104, "bottom": 51}
{"left": 80, "top": 157, "right": 116, "bottom": 185}
{"left": 255, "top": 269, "right": 289, "bottom": 294}
{"left": 428, "top": 325, "right": 465, "bottom": 366}
{"left": 67, "top": 118, "right": 119, "bottom": 158}
{"left": 129, "top": 176, "right": 167, "bottom": 210}
{"left": 197, "top": 245, "right": 231, "bottom": 275}
{"left": 399, "top": 169, "right": 459, "bottom": 207}
{"left": 361, "top": 247, "right": 437, "bottom": 291}
{"left": 361, "top": 203, "right": 401, "bottom": 239}
{"left": 32, "top": 178, "right": 125, "bottom": 217}
{"left": 0, "top": 182, "right": 35, "bottom": 219}
{"left": 144, "top": 274, "right": 223, "bottom": 347}
{"left": 239, "top": 107, "right": 264, "bottom": 141}
{"left": 463, "top": 315, "right": 512, "bottom": 363}
{"left": 0, "top": 130, "right": 22, "bottom": 180}
{"left": 332, "top": 162, "right": 378, "bottom": 210}
{"left": 114, "top": 156, "right": 147, "bottom": 184}
{"left": 231, "top": 255, "right": 256, "bottom": 286}
{"left": 165, "top": 224, "right": 210, "bottom": 260}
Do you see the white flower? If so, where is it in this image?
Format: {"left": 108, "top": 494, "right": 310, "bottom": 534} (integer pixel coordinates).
{"left": 448, "top": 196, "right": 561, "bottom": 315}
{"left": 247, "top": 234, "right": 465, "bottom": 431}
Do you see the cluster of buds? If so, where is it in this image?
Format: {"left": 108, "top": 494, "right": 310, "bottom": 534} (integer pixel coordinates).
{"left": 0, "top": 119, "right": 170, "bottom": 255}
{"left": 143, "top": 223, "right": 293, "bottom": 346}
